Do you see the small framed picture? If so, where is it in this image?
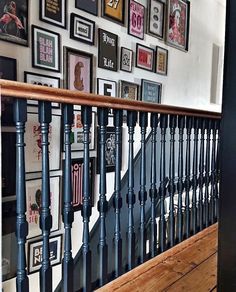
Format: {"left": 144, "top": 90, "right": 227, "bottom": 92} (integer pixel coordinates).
{"left": 32, "top": 25, "right": 60, "bottom": 72}
{"left": 147, "top": 0, "right": 165, "bottom": 39}
{"left": 26, "top": 176, "right": 60, "bottom": 239}
{"left": 97, "top": 78, "right": 117, "bottom": 97}
{"left": 156, "top": 46, "right": 168, "bottom": 75}
{"left": 70, "top": 13, "right": 95, "bottom": 45}
{"left": 0, "top": 0, "right": 28, "bottom": 46}
{"left": 120, "top": 47, "right": 133, "bottom": 73}
{"left": 28, "top": 234, "right": 62, "bottom": 274}
{"left": 166, "top": 0, "right": 190, "bottom": 52}
{"left": 98, "top": 28, "right": 118, "bottom": 72}
{"left": 141, "top": 79, "right": 162, "bottom": 103}
{"left": 136, "top": 43, "right": 155, "bottom": 72}
{"left": 75, "top": 0, "right": 98, "bottom": 16}
{"left": 119, "top": 80, "right": 139, "bottom": 100}
{"left": 102, "top": 0, "right": 125, "bottom": 24}
{"left": 128, "top": 0, "right": 145, "bottom": 40}
{"left": 40, "top": 0, "right": 67, "bottom": 28}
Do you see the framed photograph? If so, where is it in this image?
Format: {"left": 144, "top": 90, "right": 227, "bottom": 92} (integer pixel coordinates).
{"left": 97, "top": 78, "right": 117, "bottom": 97}
{"left": 128, "top": 0, "right": 145, "bottom": 40}
{"left": 0, "top": 0, "right": 28, "bottom": 46}
{"left": 32, "top": 25, "right": 60, "bottom": 72}
{"left": 26, "top": 176, "right": 60, "bottom": 239}
{"left": 136, "top": 43, "right": 155, "bottom": 72}
{"left": 120, "top": 47, "right": 133, "bottom": 73}
{"left": 119, "top": 80, "right": 139, "bottom": 100}
{"left": 70, "top": 13, "right": 95, "bottom": 45}
{"left": 64, "top": 47, "right": 93, "bottom": 93}
{"left": 25, "top": 112, "right": 61, "bottom": 173}
{"left": 156, "top": 46, "right": 168, "bottom": 75}
{"left": 28, "top": 234, "right": 62, "bottom": 274}
{"left": 147, "top": 0, "right": 165, "bottom": 39}
{"left": 75, "top": 0, "right": 98, "bottom": 16}
{"left": 98, "top": 28, "right": 118, "bottom": 72}
{"left": 166, "top": 0, "right": 190, "bottom": 51}
{"left": 141, "top": 79, "right": 162, "bottom": 103}
{"left": 102, "top": 0, "right": 125, "bottom": 24}
{"left": 40, "top": 0, "right": 67, "bottom": 28}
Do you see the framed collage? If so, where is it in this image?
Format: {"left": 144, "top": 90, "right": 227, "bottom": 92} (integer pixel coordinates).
{"left": 119, "top": 80, "right": 139, "bottom": 101}
{"left": 40, "top": 0, "right": 67, "bottom": 28}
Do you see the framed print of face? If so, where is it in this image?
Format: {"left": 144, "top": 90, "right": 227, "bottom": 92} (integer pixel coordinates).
{"left": 32, "top": 25, "right": 60, "bottom": 72}
{"left": 147, "top": 0, "right": 165, "bottom": 39}
{"left": 97, "top": 78, "right": 117, "bottom": 97}
{"left": 102, "top": 0, "right": 125, "bottom": 24}
{"left": 40, "top": 0, "right": 67, "bottom": 28}
{"left": 119, "top": 80, "right": 139, "bottom": 100}
{"left": 141, "top": 79, "right": 162, "bottom": 103}
{"left": 156, "top": 46, "right": 168, "bottom": 75}
{"left": 120, "top": 47, "right": 133, "bottom": 73}
{"left": 75, "top": 0, "right": 98, "bottom": 16}
{"left": 128, "top": 0, "right": 145, "bottom": 40}
{"left": 0, "top": 0, "right": 28, "bottom": 46}
{"left": 167, "top": 0, "right": 190, "bottom": 51}
{"left": 136, "top": 44, "right": 155, "bottom": 72}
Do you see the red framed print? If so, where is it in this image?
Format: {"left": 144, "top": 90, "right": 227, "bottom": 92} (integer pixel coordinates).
{"left": 136, "top": 43, "right": 154, "bottom": 72}
{"left": 128, "top": 0, "right": 145, "bottom": 40}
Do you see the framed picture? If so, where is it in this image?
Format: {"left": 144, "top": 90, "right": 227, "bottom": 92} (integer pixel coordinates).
{"left": 0, "top": 0, "right": 28, "bottom": 46}
{"left": 166, "top": 0, "right": 190, "bottom": 51}
{"left": 120, "top": 47, "right": 133, "bottom": 73}
{"left": 141, "top": 79, "right": 162, "bottom": 103}
{"left": 156, "top": 46, "right": 168, "bottom": 75}
{"left": 119, "top": 80, "right": 139, "bottom": 100}
{"left": 25, "top": 112, "right": 61, "bottom": 173}
{"left": 24, "top": 71, "right": 60, "bottom": 108}
{"left": 26, "top": 176, "right": 60, "bottom": 239}
{"left": 128, "top": 0, "right": 145, "bottom": 40}
{"left": 70, "top": 13, "right": 95, "bottom": 45}
{"left": 32, "top": 25, "right": 60, "bottom": 72}
{"left": 40, "top": 0, "right": 67, "bottom": 28}
{"left": 75, "top": 0, "right": 98, "bottom": 16}
{"left": 28, "top": 234, "right": 62, "bottom": 274}
{"left": 97, "top": 78, "right": 117, "bottom": 97}
{"left": 147, "top": 0, "right": 165, "bottom": 39}
{"left": 102, "top": 0, "right": 125, "bottom": 24}
{"left": 64, "top": 47, "right": 93, "bottom": 93}
{"left": 136, "top": 43, "right": 155, "bottom": 72}
{"left": 98, "top": 28, "right": 118, "bottom": 72}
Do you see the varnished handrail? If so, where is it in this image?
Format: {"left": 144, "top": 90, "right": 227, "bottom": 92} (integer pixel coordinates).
{"left": 0, "top": 80, "right": 221, "bottom": 119}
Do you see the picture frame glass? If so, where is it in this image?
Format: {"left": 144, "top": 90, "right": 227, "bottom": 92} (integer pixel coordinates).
{"left": 103, "top": 0, "right": 124, "bottom": 23}
{"left": 141, "top": 80, "right": 162, "bottom": 103}
{"left": 40, "top": 0, "right": 66, "bottom": 28}
{"left": 128, "top": 0, "right": 145, "bottom": 39}
{"left": 148, "top": 0, "right": 164, "bottom": 38}
{"left": 120, "top": 48, "right": 133, "bottom": 72}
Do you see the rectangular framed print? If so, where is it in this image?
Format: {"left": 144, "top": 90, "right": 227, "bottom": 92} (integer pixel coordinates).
{"left": 40, "top": 0, "right": 67, "bottom": 28}
{"left": 32, "top": 25, "right": 60, "bottom": 72}
{"left": 97, "top": 78, "right": 117, "bottom": 97}
{"left": 120, "top": 47, "right": 133, "bottom": 73}
{"left": 156, "top": 46, "right": 168, "bottom": 75}
{"left": 128, "top": 0, "right": 145, "bottom": 40}
{"left": 136, "top": 44, "right": 155, "bottom": 72}
{"left": 119, "top": 80, "right": 139, "bottom": 100}
{"left": 166, "top": 0, "right": 190, "bottom": 51}
{"left": 102, "top": 0, "right": 125, "bottom": 24}
{"left": 141, "top": 79, "right": 162, "bottom": 103}
{"left": 75, "top": 0, "right": 98, "bottom": 16}
{"left": 147, "top": 0, "right": 165, "bottom": 39}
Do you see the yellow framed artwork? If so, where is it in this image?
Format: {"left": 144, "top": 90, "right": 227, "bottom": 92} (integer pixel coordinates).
{"left": 102, "top": 0, "right": 125, "bottom": 24}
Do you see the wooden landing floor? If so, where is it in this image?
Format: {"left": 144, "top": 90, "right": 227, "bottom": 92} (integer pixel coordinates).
{"left": 98, "top": 224, "right": 218, "bottom": 292}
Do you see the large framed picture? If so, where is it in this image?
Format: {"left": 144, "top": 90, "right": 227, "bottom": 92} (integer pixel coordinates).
{"left": 40, "top": 0, "right": 67, "bottom": 28}
{"left": 97, "top": 78, "right": 117, "bottom": 97}
{"left": 102, "top": 0, "right": 125, "bottom": 24}
{"left": 32, "top": 25, "right": 60, "bottom": 72}
{"left": 75, "top": 0, "right": 98, "bottom": 16}
{"left": 119, "top": 80, "right": 139, "bottom": 100}
{"left": 120, "top": 47, "right": 133, "bottom": 73}
{"left": 128, "top": 0, "right": 145, "bottom": 40}
{"left": 166, "top": 0, "right": 190, "bottom": 51}
{"left": 98, "top": 28, "right": 118, "bottom": 72}
{"left": 28, "top": 234, "right": 62, "bottom": 274}
{"left": 141, "top": 79, "right": 162, "bottom": 103}
{"left": 147, "top": 0, "right": 165, "bottom": 39}
{"left": 70, "top": 13, "right": 95, "bottom": 45}
{"left": 26, "top": 176, "right": 60, "bottom": 239}
{"left": 136, "top": 43, "right": 155, "bottom": 72}
{"left": 25, "top": 112, "right": 61, "bottom": 173}
{"left": 0, "top": 0, "right": 28, "bottom": 46}
{"left": 156, "top": 46, "right": 168, "bottom": 75}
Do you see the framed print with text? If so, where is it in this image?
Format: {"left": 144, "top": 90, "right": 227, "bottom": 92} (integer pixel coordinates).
{"left": 119, "top": 80, "right": 139, "bottom": 100}
{"left": 97, "top": 78, "right": 117, "bottom": 97}
{"left": 141, "top": 79, "right": 162, "bottom": 103}
{"left": 136, "top": 43, "right": 154, "bottom": 72}
{"left": 75, "top": 0, "right": 98, "bottom": 16}
{"left": 40, "top": 0, "right": 67, "bottom": 28}
{"left": 120, "top": 47, "right": 133, "bottom": 73}
{"left": 156, "top": 46, "right": 168, "bottom": 75}
{"left": 147, "top": 0, "right": 165, "bottom": 39}
{"left": 128, "top": 0, "right": 145, "bottom": 40}
{"left": 102, "top": 0, "right": 125, "bottom": 24}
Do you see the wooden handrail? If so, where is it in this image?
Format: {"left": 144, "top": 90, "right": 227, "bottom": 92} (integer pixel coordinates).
{"left": 0, "top": 80, "right": 221, "bottom": 119}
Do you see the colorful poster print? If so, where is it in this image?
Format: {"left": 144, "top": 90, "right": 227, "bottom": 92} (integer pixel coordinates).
{"left": 103, "top": 0, "right": 125, "bottom": 24}
{"left": 141, "top": 79, "right": 162, "bottom": 103}
{"left": 128, "top": 0, "right": 145, "bottom": 40}
{"left": 156, "top": 46, "right": 168, "bottom": 75}
{"left": 136, "top": 44, "right": 154, "bottom": 72}
{"left": 75, "top": 0, "right": 98, "bottom": 16}
{"left": 40, "top": 0, "right": 66, "bottom": 28}
{"left": 148, "top": 0, "right": 165, "bottom": 39}
{"left": 120, "top": 47, "right": 133, "bottom": 72}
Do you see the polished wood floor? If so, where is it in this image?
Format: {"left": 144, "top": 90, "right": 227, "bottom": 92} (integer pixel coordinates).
{"left": 98, "top": 224, "right": 218, "bottom": 292}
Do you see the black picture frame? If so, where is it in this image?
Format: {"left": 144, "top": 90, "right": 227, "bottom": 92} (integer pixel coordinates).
{"left": 97, "top": 78, "right": 117, "bottom": 97}
{"left": 102, "top": 0, "right": 125, "bottom": 24}
{"left": 136, "top": 43, "right": 155, "bottom": 72}
{"left": 119, "top": 80, "right": 139, "bottom": 100}
{"left": 75, "top": 0, "right": 98, "bottom": 16}
{"left": 147, "top": 0, "right": 165, "bottom": 40}
{"left": 155, "top": 46, "right": 168, "bottom": 76}
{"left": 120, "top": 47, "right": 133, "bottom": 73}
{"left": 141, "top": 79, "right": 162, "bottom": 103}
{"left": 128, "top": 0, "right": 145, "bottom": 40}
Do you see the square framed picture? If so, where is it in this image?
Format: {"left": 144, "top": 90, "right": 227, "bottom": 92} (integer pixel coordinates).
{"left": 120, "top": 47, "right": 133, "bottom": 73}
{"left": 0, "top": 0, "right": 28, "bottom": 46}
{"left": 26, "top": 176, "right": 60, "bottom": 239}
{"left": 128, "top": 0, "right": 145, "bottom": 40}
{"left": 102, "top": 0, "right": 125, "bottom": 24}
{"left": 75, "top": 0, "right": 98, "bottom": 16}
{"left": 156, "top": 46, "right": 168, "bottom": 75}
{"left": 70, "top": 13, "right": 95, "bottom": 45}
{"left": 32, "top": 25, "right": 60, "bottom": 72}
{"left": 64, "top": 47, "right": 93, "bottom": 93}
{"left": 141, "top": 79, "right": 162, "bottom": 103}
{"left": 166, "top": 0, "right": 190, "bottom": 52}
{"left": 147, "top": 0, "right": 165, "bottom": 39}
{"left": 98, "top": 28, "right": 118, "bottom": 72}
{"left": 136, "top": 43, "right": 155, "bottom": 72}
{"left": 40, "top": 0, "right": 67, "bottom": 28}
{"left": 28, "top": 234, "right": 62, "bottom": 274}
{"left": 119, "top": 80, "right": 139, "bottom": 100}
{"left": 97, "top": 78, "right": 117, "bottom": 97}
